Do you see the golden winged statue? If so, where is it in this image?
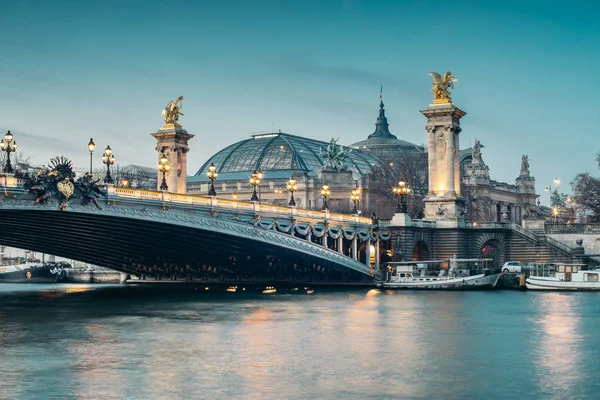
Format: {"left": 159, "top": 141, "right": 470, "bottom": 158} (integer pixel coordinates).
{"left": 161, "top": 96, "right": 184, "bottom": 125}
{"left": 428, "top": 72, "right": 458, "bottom": 103}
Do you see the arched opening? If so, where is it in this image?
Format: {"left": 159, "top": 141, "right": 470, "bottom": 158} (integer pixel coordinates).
{"left": 481, "top": 239, "right": 503, "bottom": 269}
{"left": 412, "top": 241, "right": 430, "bottom": 261}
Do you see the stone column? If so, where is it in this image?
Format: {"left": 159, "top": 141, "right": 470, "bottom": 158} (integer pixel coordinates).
{"left": 365, "top": 238, "right": 371, "bottom": 267}
{"left": 426, "top": 125, "right": 436, "bottom": 193}
{"left": 352, "top": 236, "right": 357, "bottom": 260}
{"left": 453, "top": 129, "right": 461, "bottom": 195}
{"left": 420, "top": 104, "right": 467, "bottom": 226}
{"left": 151, "top": 123, "right": 194, "bottom": 194}
{"left": 337, "top": 236, "right": 343, "bottom": 254}
{"left": 322, "top": 234, "right": 328, "bottom": 248}
{"left": 375, "top": 238, "right": 380, "bottom": 270}
{"left": 446, "top": 124, "right": 455, "bottom": 195}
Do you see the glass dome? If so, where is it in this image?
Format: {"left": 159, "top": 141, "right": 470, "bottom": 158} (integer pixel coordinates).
{"left": 191, "top": 132, "right": 381, "bottom": 183}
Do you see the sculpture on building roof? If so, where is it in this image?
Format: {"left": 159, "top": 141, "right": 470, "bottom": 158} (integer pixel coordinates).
{"left": 520, "top": 155, "right": 530, "bottom": 176}
{"left": 428, "top": 72, "right": 458, "bottom": 103}
{"left": 161, "top": 96, "right": 184, "bottom": 125}
{"left": 472, "top": 139, "right": 483, "bottom": 164}
{"left": 320, "top": 138, "right": 351, "bottom": 172}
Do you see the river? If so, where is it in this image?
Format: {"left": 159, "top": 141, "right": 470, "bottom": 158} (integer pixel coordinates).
{"left": 1, "top": 284, "right": 599, "bottom": 399}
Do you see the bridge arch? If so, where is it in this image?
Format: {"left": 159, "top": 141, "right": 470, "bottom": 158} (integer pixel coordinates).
{"left": 0, "top": 199, "right": 375, "bottom": 283}
{"left": 475, "top": 232, "right": 506, "bottom": 269}
{"left": 411, "top": 231, "right": 432, "bottom": 261}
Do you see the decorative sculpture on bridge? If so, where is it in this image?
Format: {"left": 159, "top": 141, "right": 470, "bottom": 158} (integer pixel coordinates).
{"left": 428, "top": 72, "right": 458, "bottom": 103}
{"left": 161, "top": 96, "right": 184, "bottom": 125}
{"left": 24, "top": 156, "right": 105, "bottom": 210}
{"left": 320, "top": 138, "right": 350, "bottom": 172}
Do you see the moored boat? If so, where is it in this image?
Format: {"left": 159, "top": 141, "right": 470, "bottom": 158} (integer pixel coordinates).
{"left": 378, "top": 258, "right": 501, "bottom": 290}
{"left": 0, "top": 263, "right": 62, "bottom": 283}
{"left": 526, "top": 264, "right": 599, "bottom": 291}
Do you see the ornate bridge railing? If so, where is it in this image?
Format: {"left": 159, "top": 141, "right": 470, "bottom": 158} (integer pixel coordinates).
{"left": 545, "top": 223, "right": 600, "bottom": 234}
{"left": 108, "top": 187, "right": 374, "bottom": 226}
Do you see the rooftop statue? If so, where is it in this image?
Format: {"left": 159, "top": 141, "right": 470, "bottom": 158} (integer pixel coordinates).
{"left": 161, "top": 96, "right": 184, "bottom": 125}
{"left": 320, "top": 138, "right": 350, "bottom": 172}
{"left": 520, "top": 155, "right": 530, "bottom": 176}
{"left": 472, "top": 139, "right": 483, "bottom": 164}
{"left": 428, "top": 72, "right": 458, "bottom": 103}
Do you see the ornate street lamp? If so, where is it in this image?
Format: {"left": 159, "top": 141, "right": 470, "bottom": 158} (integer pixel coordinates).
{"left": 101, "top": 145, "right": 115, "bottom": 184}
{"left": 207, "top": 163, "right": 218, "bottom": 196}
{"left": 120, "top": 178, "right": 129, "bottom": 188}
{"left": 158, "top": 152, "right": 170, "bottom": 191}
{"left": 287, "top": 176, "right": 297, "bottom": 207}
{"left": 0, "top": 130, "right": 18, "bottom": 174}
{"left": 257, "top": 169, "right": 263, "bottom": 202}
{"left": 321, "top": 184, "right": 330, "bottom": 210}
{"left": 88, "top": 138, "right": 95, "bottom": 174}
{"left": 393, "top": 180, "right": 412, "bottom": 213}
{"left": 351, "top": 188, "right": 360, "bottom": 214}
{"left": 552, "top": 206, "right": 559, "bottom": 224}
{"left": 249, "top": 170, "right": 260, "bottom": 202}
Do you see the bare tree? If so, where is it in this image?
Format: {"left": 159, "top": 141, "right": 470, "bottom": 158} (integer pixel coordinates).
{"left": 93, "top": 164, "right": 157, "bottom": 189}
{"left": 572, "top": 172, "right": 600, "bottom": 222}
{"left": 366, "top": 149, "right": 428, "bottom": 219}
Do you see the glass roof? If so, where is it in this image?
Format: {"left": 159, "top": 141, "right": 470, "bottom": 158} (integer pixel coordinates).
{"left": 192, "top": 132, "right": 381, "bottom": 182}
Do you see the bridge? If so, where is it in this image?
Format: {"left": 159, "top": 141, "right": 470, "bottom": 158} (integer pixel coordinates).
{"left": 0, "top": 179, "right": 390, "bottom": 284}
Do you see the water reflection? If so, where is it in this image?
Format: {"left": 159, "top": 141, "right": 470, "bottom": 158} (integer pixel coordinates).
{"left": 3, "top": 285, "right": 600, "bottom": 399}
{"left": 533, "top": 293, "right": 583, "bottom": 399}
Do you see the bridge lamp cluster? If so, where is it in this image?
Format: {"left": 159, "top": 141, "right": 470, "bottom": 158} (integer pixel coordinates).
{"left": 207, "top": 163, "right": 218, "bottom": 196}
{"left": 321, "top": 184, "right": 330, "bottom": 211}
{"left": 249, "top": 169, "right": 263, "bottom": 202}
{"left": 101, "top": 145, "right": 116, "bottom": 184}
{"left": 158, "top": 152, "right": 171, "bottom": 191}
{"left": 0, "top": 130, "right": 18, "bottom": 174}
{"left": 392, "top": 180, "right": 412, "bottom": 213}
{"left": 287, "top": 176, "right": 297, "bottom": 207}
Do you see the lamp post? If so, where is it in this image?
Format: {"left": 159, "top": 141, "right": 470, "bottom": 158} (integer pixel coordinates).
{"left": 249, "top": 170, "right": 260, "bottom": 202}
{"left": 0, "top": 130, "right": 18, "bottom": 174}
{"left": 552, "top": 206, "right": 559, "bottom": 224}
{"left": 207, "top": 163, "right": 218, "bottom": 196}
{"left": 87, "top": 138, "right": 95, "bottom": 174}
{"left": 257, "top": 169, "right": 263, "bottom": 202}
{"left": 321, "top": 184, "right": 330, "bottom": 211}
{"left": 393, "top": 180, "right": 412, "bottom": 213}
{"left": 158, "top": 152, "right": 170, "bottom": 191}
{"left": 287, "top": 176, "right": 297, "bottom": 207}
{"left": 351, "top": 188, "right": 360, "bottom": 214}
{"left": 101, "top": 145, "right": 115, "bottom": 184}
{"left": 120, "top": 178, "right": 129, "bottom": 188}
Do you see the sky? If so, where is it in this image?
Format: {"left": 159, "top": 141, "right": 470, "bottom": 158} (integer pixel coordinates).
{"left": 1, "top": 0, "right": 599, "bottom": 205}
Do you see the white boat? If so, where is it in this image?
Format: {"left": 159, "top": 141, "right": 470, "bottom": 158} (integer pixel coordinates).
{"left": 526, "top": 264, "right": 600, "bottom": 291}
{"left": 378, "top": 258, "right": 501, "bottom": 290}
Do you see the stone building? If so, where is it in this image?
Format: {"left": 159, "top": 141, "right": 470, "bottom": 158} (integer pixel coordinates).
{"left": 460, "top": 142, "right": 537, "bottom": 224}
{"left": 187, "top": 132, "right": 384, "bottom": 215}
{"left": 186, "top": 96, "right": 538, "bottom": 224}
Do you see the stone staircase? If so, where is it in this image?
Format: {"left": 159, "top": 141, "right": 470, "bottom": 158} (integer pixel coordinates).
{"left": 506, "top": 223, "right": 576, "bottom": 263}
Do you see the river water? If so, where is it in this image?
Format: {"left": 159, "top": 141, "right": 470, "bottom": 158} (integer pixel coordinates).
{"left": 1, "top": 284, "right": 599, "bottom": 400}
